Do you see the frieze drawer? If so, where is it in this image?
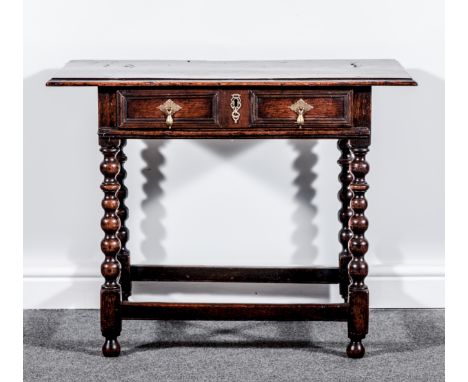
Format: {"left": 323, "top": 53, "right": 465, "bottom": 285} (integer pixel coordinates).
{"left": 250, "top": 90, "right": 353, "bottom": 128}
{"left": 117, "top": 89, "right": 220, "bottom": 129}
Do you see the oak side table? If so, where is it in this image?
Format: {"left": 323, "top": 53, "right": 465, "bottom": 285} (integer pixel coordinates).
{"left": 47, "top": 60, "right": 416, "bottom": 358}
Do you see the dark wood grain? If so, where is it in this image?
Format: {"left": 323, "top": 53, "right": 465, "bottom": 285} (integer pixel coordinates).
{"left": 99, "top": 126, "right": 370, "bottom": 139}
{"left": 99, "top": 137, "right": 122, "bottom": 357}
{"left": 251, "top": 89, "right": 352, "bottom": 128}
{"left": 47, "top": 78, "right": 417, "bottom": 87}
{"left": 117, "top": 89, "right": 219, "bottom": 129}
{"left": 121, "top": 302, "right": 349, "bottom": 321}
{"left": 347, "top": 138, "right": 370, "bottom": 359}
{"left": 352, "top": 87, "right": 372, "bottom": 127}
{"left": 46, "top": 59, "right": 417, "bottom": 87}
{"left": 97, "top": 87, "right": 370, "bottom": 137}
{"left": 46, "top": 59, "right": 416, "bottom": 359}
{"left": 130, "top": 265, "right": 340, "bottom": 284}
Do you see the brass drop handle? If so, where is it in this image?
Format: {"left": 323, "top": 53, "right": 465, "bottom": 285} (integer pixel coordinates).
{"left": 289, "top": 99, "right": 313, "bottom": 128}
{"left": 158, "top": 99, "right": 182, "bottom": 129}
{"left": 165, "top": 109, "right": 174, "bottom": 128}
{"left": 296, "top": 108, "right": 305, "bottom": 126}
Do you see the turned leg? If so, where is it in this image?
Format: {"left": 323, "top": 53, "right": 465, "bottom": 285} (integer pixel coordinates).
{"left": 116, "top": 140, "right": 131, "bottom": 301}
{"left": 347, "top": 139, "right": 370, "bottom": 359}
{"left": 99, "top": 138, "right": 122, "bottom": 357}
{"left": 337, "top": 139, "right": 353, "bottom": 302}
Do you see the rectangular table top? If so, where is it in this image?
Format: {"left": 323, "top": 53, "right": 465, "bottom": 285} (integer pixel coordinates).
{"left": 47, "top": 59, "right": 416, "bottom": 87}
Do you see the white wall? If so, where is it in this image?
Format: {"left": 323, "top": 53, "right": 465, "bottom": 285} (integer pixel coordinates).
{"left": 24, "top": 0, "right": 444, "bottom": 308}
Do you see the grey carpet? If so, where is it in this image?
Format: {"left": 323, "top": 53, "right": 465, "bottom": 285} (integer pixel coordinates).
{"left": 23, "top": 309, "right": 444, "bottom": 382}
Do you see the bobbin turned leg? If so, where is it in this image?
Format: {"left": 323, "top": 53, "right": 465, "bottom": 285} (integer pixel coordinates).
{"left": 116, "top": 139, "right": 131, "bottom": 301}
{"left": 337, "top": 139, "right": 353, "bottom": 302}
{"left": 346, "top": 139, "right": 370, "bottom": 359}
{"left": 99, "top": 138, "right": 122, "bottom": 357}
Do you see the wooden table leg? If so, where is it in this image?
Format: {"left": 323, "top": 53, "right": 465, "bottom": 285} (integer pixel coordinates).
{"left": 347, "top": 138, "right": 370, "bottom": 359}
{"left": 116, "top": 139, "right": 131, "bottom": 301}
{"left": 337, "top": 139, "right": 353, "bottom": 302}
{"left": 99, "top": 137, "right": 122, "bottom": 357}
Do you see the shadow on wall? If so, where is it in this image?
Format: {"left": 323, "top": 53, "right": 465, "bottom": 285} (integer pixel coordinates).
{"left": 138, "top": 139, "right": 262, "bottom": 264}
{"left": 289, "top": 140, "right": 319, "bottom": 264}
{"left": 140, "top": 140, "right": 167, "bottom": 263}
{"left": 364, "top": 68, "right": 444, "bottom": 307}
{"left": 134, "top": 137, "right": 326, "bottom": 300}
{"left": 137, "top": 139, "right": 320, "bottom": 266}
{"left": 369, "top": 69, "right": 444, "bottom": 266}
{"left": 23, "top": 68, "right": 443, "bottom": 307}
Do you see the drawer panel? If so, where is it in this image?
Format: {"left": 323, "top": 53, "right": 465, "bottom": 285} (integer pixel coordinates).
{"left": 117, "top": 89, "right": 219, "bottom": 129}
{"left": 251, "top": 90, "right": 353, "bottom": 128}
{"left": 99, "top": 87, "right": 369, "bottom": 137}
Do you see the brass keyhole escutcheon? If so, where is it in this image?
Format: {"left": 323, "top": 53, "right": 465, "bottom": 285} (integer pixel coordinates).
{"left": 158, "top": 99, "right": 182, "bottom": 129}
{"left": 289, "top": 99, "right": 313, "bottom": 128}
{"left": 230, "top": 94, "right": 242, "bottom": 124}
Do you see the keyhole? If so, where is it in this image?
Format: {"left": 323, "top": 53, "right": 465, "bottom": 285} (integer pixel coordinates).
{"left": 231, "top": 94, "right": 241, "bottom": 123}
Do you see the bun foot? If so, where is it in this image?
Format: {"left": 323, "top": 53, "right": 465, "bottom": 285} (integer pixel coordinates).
{"left": 102, "top": 338, "right": 121, "bottom": 357}
{"left": 346, "top": 340, "right": 365, "bottom": 358}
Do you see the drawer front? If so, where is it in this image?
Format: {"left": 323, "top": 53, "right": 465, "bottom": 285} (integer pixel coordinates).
{"left": 251, "top": 90, "right": 353, "bottom": 128}
{"left": 100, "top": 87, "right": 369, "bottom": 138}
{"left": 117, "top": 89, "right": 219, "bottom": 129}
